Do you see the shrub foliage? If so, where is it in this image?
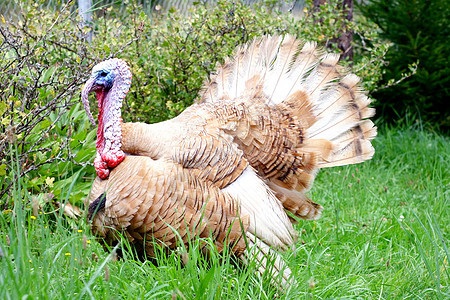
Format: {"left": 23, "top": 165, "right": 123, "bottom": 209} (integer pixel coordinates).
{"left": 360, "top": 0, "right": 450, "bottom": 131}
{"left": 0, "top": 5, "right": 96, "bottom": 205}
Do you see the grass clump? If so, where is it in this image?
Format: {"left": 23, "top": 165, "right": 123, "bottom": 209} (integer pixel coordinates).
{"left": 1, "top": 126, "right": 448, "bottom": 299}
{"left": 295, "top": 125, "right": 449, "bottom": 298}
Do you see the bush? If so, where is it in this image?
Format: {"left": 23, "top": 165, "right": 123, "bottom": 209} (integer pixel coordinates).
{"left": 0, "top": 1, "right": 145, "bottom": 209}
{"left": 113, "top": 0, "right": 387, "bottom": 123}
{"left": 0, "top": 7, "right": 92, "bottom": 207}
{"left": 360, "top": 0, "right": 450, "bottom": 132}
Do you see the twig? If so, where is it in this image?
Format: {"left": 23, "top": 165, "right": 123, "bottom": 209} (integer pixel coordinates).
{"left": 372, "top": 62, "right": 419, "bottom": 92}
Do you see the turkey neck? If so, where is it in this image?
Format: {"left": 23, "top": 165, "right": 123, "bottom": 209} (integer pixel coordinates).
{"left": 96, "top": 70, "right": 130, "bottom": 156}
{"left": 120, "top": 120, "right": 180, "bottom": 159}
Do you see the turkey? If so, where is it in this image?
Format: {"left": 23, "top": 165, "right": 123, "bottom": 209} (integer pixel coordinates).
{"left": 82, "top": 35, "right": 377, "bottom": 286}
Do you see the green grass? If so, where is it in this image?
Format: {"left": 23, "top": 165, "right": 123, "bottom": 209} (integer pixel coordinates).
{"left": 1, "top": 126, "right": 448, "bottom": 299}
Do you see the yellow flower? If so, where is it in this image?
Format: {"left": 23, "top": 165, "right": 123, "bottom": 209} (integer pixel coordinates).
{"left": 30, "top": 216, "right": 36, "bottom": 220}
{"left": 65, "top": 253, "right": 71, "bottom": 256}
{"left": 45, "top": 177, "right": 55, "bottom": 187}
{"left": 86, "top": 241, "right": 91, "bottom": 244}
{"left": 77, "top": 230, "right": 82, "bottom": 233}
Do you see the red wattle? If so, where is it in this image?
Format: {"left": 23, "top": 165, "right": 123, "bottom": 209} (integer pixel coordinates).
{"left": 101, "top": 151, "right": 125, "bottom": 168}
{"left": 95, "top": 90, "right": 105, "bottom": 153}
{"left": 94, "top": 89, "right": 110, "bottom": 179}
{"left": 94, "top": 156, "right": 109, "bottom": 179}
{"left": 93, "top": 86, "right": 126, "bottom": 178}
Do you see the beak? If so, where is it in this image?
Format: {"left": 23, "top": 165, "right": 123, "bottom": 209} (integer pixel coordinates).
{"left": 81, "top": 76, "right": 97, "bottom": 126}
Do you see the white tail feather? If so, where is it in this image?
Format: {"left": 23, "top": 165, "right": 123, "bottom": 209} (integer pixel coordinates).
{"left": 223, "top": 167, "right": 295, "bottom": 249}
{"left": 240, "top": 232, "right": 293, "bottom": 288}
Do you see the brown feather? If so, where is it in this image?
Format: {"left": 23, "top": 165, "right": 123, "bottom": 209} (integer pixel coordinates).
{"left": 88, "top": 156, "right": 249, "bottom": 256}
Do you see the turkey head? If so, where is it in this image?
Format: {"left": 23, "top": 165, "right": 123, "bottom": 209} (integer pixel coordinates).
{"left": 81, "top": 59, "right": 132, "bottom": 179}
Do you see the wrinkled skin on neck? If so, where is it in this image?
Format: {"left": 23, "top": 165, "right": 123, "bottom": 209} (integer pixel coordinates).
{"left": 82, "top": 59, "right": 131, "bottom": 179}
{"left": 93, "top": 87, "right": 126, "bottom": 179}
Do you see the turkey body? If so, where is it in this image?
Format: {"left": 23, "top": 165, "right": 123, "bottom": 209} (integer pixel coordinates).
{"left": 88, "top": 155, "right": 250, "bottom": 256}
{"left": 83, "top": 35, "right": 377, "bottom": 285}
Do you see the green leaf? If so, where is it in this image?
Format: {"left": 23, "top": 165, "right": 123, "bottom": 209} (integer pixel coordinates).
{"left": 0, "top": 164, "right": 6, "bottom": 176}
{"left": 39, "top": 119, "right": 51, "bottom": 130}
{"left": 1, "top": 116, "right": 10, "bottom": 126}
{"left": 40, "top": 66, "right": 56, "bottom": 83}
{"left": 0, "top": 101, "right": 7, "bottom": 116}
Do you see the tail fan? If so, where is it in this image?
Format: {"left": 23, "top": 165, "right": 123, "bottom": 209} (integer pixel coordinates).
{"left": 200, "top": 35, "right": 377, "bottom": 221}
